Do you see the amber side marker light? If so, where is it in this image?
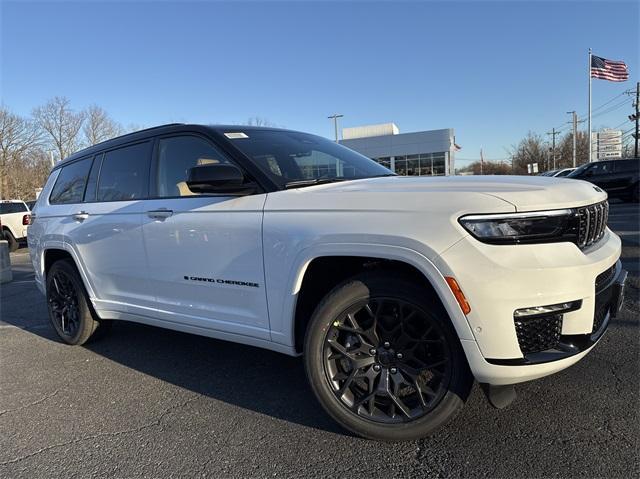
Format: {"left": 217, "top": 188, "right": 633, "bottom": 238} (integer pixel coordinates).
{"left": 445, "top": 277, "right": 471, "bottom": 315}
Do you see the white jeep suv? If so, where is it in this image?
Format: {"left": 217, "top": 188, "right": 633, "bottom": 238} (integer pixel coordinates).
{"left": 28, "top": 124, "right": 626, "bottom": 441}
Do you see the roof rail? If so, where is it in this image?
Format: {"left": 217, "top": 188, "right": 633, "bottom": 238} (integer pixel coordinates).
{"left": 63, "top": 123, "right": 185, "bottom": 161}
{"left": 112, "top": 123, "right": 184, "bottom": 141}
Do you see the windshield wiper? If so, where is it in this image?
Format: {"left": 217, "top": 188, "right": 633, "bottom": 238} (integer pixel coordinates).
{"left": 284, "top": 178, "right": 346, "bottom": 189}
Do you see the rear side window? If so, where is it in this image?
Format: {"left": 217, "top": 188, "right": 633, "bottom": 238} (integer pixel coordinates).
{"left": 97, "top": 142, "right": 152, "bottom": 201}
{"left": 0, "top": 203, "right": 27, "bottom": 213}
{"left": 614, "top": 160, "right": 639, "bottom": 172}
{"left": 49, "top": 157, "right": 93, "bottom": 204}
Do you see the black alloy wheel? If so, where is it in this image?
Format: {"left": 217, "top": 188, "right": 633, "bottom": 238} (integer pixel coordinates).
{"left": 304, "top": 271, "right": 473, "bottom": 441}
{"left": 46, "top": 259, "right": 106, "bottom": 345}
{"left": 323, "top": 297, "right": 451, "bottom": 423}
{"left": 48, "top": 268, "right": 82, "bottom": 338}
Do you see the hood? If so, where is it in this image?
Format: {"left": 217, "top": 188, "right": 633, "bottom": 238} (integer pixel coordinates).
{"left": 304, "top": 175, "right": 607, "bottom": 211}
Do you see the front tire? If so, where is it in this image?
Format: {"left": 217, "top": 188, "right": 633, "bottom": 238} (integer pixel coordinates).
{"left": 304, "top": 271, "right": 473, "bottom": 441}
{"left": 46, "top": 259, "right": 106, "bottom": 345}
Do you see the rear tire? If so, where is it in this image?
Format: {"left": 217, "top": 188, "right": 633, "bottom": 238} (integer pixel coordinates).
{"left": 3, "top": 230, "right": 18, "bottom": 252}
{"left": 304, "top": 271, "right": 473, "bottom": 441}
{"left": 46, "top": 259, "right": 108, "bottom": 345}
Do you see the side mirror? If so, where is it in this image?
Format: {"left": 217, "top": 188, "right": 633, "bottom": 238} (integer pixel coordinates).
{"left": 186, "top": 164, "right": 254, "bottom": 195}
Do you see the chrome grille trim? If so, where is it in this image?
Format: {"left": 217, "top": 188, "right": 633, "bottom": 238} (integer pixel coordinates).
{"left": 576, "top": 200, "right": 608, "bottom": 249}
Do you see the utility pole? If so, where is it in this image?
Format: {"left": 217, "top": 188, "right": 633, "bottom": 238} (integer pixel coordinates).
{"left": 635, "top": 81, "right": 639, "bottom": 158}
{"left": 480, "top": 148, "right": 484, "bottom": 175}
{"left": 546, "top": 128, "right": 560, "bottom": 170}
{"left": 327, "top": 114, "right": 343, "bottom": 143}
{"left": 567, "top": 111, "right": 577, "bottom": 167}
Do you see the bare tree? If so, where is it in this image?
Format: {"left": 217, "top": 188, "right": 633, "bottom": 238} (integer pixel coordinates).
{"left": 459, "top": 160, "right": 511, "bottom": 175}
{"left": 32, "top": 96, "right": 85, "bottom": 162}
{"left": 557, "top": 131, "right": 589, "bottom": 168}
{"left": 83, "top": 105, "right": 123, "bottom": 146}
{"left": 0, "top": 106, "right": 43, "bottom": 199}
{"left": 245, "top": 116, "right": 277, "bottom": 127}
{"left": 509, "top": 132, "right": 549, "bottom": 174}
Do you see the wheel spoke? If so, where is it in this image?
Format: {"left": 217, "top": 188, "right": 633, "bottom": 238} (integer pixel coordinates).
{"left": 323, "top": 296, "right": 452, "bottom": 424}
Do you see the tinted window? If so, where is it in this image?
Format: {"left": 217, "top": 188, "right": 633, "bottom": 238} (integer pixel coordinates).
{"left": 589, "top": 162, "right": 614, "bottom": 175}
{"left": 614, "top": 160, "right": 639, "bottom": 173}
{"left": 1, "top": 202, "right": 27, "bottom": 213}
{"left": 50, "top": 158, "right": 93, "bottom": 204}
{"left": 156, "top": 136, "right": 232, "bottom": 197}
{"left": 97, "top": 142, "right": 151, "bottom": 201}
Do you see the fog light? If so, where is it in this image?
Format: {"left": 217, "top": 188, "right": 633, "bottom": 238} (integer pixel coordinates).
{"left": 514, "top": 300, "right": 581, "bottom": 319}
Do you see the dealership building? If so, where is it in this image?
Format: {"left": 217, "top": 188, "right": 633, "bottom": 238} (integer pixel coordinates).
{"left": 339, "top": 123, "right": 458, "bottom": 176}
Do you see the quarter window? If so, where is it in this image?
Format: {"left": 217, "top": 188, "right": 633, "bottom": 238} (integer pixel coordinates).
{"left": 156, "top": 136, "right": 233, "bottom": 197}
{"left": 50, "top": 157, "right": 93, "bottom": 204}
{"left": 97, "top": 142, "right": 151, "bottom": 201}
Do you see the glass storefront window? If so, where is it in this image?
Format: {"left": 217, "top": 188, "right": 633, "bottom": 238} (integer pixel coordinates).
{"left": 373, "top": 152, "right": 448, "bottom": 176}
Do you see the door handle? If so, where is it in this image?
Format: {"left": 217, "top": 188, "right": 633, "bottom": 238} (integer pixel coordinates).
{"left": 147, "top": 209, "right": 173, "bottom": 220}
{"left": 72, "top": 211, "right": 89, "bottom": 222}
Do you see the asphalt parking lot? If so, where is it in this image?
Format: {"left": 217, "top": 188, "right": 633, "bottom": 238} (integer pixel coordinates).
{"left": 1, "top": 201, "right": 638, "bottom": 478}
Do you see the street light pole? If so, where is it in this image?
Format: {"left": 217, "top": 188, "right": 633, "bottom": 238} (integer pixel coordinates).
{"left": 567, "top": 111, "right": 577, "bottom": 167}
{"left": 327, "top": 114, "right": 343, "bottom": 143}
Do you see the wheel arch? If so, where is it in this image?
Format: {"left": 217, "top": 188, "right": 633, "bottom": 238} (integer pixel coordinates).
{"left": 288, "top": 245, "right": 475, "bottom": 354}
{"left": 42, "top": 246, "right": 97, "bottom": 299}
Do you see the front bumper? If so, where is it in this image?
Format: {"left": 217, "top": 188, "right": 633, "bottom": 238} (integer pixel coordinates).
{"left": 435, "top": 229, "right": 625, "bottom": 385}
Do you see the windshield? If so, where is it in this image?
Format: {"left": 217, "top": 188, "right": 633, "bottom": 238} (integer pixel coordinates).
{"left": 567, "top": 163, "right": 590, "bottom": 178}
{"left": 223, "top": 129, "right": 394, "bottom": 188}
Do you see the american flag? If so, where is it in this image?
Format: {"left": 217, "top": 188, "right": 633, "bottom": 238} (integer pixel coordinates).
{"left": 591, "top": 55, "right": 629, "bottom": 82}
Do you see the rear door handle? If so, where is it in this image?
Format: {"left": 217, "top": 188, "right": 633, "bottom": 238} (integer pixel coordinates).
{"left": 72, "top": 211, "right": 89, "bottom": 222}
{"left": 147, "top": 209, "right": 173, "bottom": 220}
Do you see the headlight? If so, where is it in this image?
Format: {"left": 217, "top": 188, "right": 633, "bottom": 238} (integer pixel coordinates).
{"left": 459, "top": 209, "right": 579, "bottom": 245}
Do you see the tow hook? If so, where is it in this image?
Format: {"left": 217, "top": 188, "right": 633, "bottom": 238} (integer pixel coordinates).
{"left": 480, "top": 383, "right": 517, "bottom": 409}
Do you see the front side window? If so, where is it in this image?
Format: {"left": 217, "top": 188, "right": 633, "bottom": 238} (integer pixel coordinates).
{"left": 97, "top": 142, "right": 151, "bottom": 201}
{"left": 49, "top": 157, "right": 93, "bottom": 204}
{"left": 156, "top": 136, "right": 233, "bottom": 197}
{"left": 590, "top": 162, "right": 613, "bottom": 175}
{"left": 225, "top": 129, "right": 393, "bottom": 188}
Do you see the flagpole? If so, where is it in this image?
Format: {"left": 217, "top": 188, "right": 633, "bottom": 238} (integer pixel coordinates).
{"left": 588, "top": 48, "right": 593, "bottom": 163}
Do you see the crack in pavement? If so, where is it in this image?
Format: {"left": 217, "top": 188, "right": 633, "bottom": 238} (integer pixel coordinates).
{"left": 0, "top": 397, "right": 197, "bottom": 466}
{"left": 0, "top": 389, "right": 61, "bottom": 417}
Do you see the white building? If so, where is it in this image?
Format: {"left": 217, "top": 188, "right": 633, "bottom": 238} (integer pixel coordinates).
{"left": 340, "top": 123, "right": 458, "bottom": 176}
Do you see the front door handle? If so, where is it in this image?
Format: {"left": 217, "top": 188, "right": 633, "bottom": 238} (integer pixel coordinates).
{"left": 72, "top": 211, "right": 89, "bottom": 222}
{"left": 147, "top": 209, "right": 173, "bottom": 220}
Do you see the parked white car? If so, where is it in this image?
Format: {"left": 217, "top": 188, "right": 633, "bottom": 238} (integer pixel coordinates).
{"left": 1, "top": 200, "right": 31, "bottom": 251}
{"left": 539, "top": 167, "right": 577, "bottom": 177}
{"left": 28, "top": 124, "right": 627, "bottom": 441}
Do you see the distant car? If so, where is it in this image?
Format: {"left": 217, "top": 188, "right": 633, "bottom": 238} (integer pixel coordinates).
{"left": 567, "top": 159, "right": 639, "bottom": 202}
{"left": 0, "top": 200, "right": 31, "bottom": 251}
{"left": 539, "top": 168, "right": 576, "bottom": 177}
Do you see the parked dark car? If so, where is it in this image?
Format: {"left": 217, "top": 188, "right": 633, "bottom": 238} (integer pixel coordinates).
{"left": 567, "top": 159, "right": 639, "bottom": 202}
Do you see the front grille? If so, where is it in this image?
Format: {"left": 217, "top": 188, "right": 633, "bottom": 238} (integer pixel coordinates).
{"left": 576, "top": 201, "right": 608, "bottom": 249}
{"left": 514, "top": 315, "right": 563, "bottom": 354}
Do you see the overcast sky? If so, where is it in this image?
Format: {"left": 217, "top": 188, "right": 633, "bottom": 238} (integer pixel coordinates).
{"left": 1, "top": 1, "right": 638, "bottom": 161}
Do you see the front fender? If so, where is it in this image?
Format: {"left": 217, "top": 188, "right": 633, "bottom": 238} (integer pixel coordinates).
{"left": 266, "top": 242, "right": 475, "bottom": 350}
